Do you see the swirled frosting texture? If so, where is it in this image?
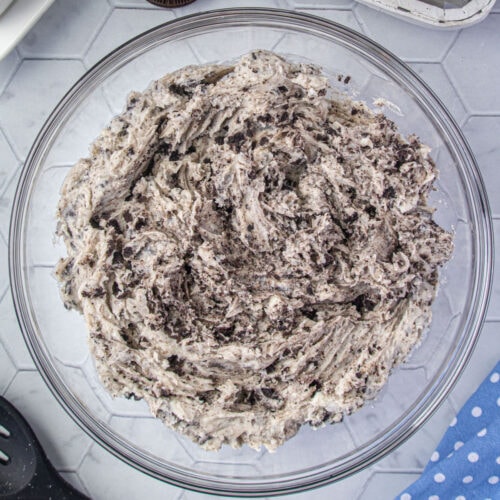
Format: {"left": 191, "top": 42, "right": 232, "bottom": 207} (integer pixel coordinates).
{"left": 56, "top": 51, "right": 453, "bottom": 450}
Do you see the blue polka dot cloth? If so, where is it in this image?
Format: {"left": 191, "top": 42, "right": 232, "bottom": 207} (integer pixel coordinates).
{"left": 396, "top": 361, "right": 500, "bottom": 500}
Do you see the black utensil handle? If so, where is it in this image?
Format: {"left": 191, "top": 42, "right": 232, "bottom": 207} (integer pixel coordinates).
{"left": 20, "top": 452, "right": 90, "bottom": 500}
{"left": 0, "top": 397, "right": 89, "bottom": 499}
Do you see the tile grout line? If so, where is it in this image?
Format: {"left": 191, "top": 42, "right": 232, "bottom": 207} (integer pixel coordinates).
{"left": 296, "top": 7, "right": 356, "bottom": 11}
{"left": 20, "top": 56, "right": 84, "bottom": 62}
{"left": 0, "top": 129, "right": 21, "bottom": 172}
{"left": 1, "top": 368, "right": 39, "bottom": 396}
{"left": 0, "top": 49, "right": 23, "bottom": 96}
{"left": 351, "top": 3, "right": 367, "bottom": 35}
{"left": 0, "top": 169, "right": 22, "bottom": 226}
{"left": 82, "top": 5, "right": 116, "bottom": 63}
{"left": 0, "top": 285, "right": 10, "bottom": 307}
{"left": 80, "top": 3, "right": 116, "bottom": 61}
{"left": 0, "top": 332, "right": 18, "bottom": 369}
{"left": 373, "top": 467, "right": 423, "bottom": 474}
{"left": 54, "top": 470, "right": 91, "bottom": 499}
{"left": 114, "top": 5, "right": 173, "bottom": 11}
{"left": 294, "top": 2, "right": 355, "bottom": 9}
{"left": 0, "top": 125, "right": 22, "bottom": 166}
{"left": 351, "top": 2, "right": 368, "bottom": 33}
{"left": 0, "top": 226, "right": 8, "bottom": 245}
{"left": 439, "top": 60, "right": 495, "bottom": 117}
{"left": 462, "top": 112, "right": 500, "bottom": 118}
{"left": 438, "top": 28, "right": 460, "bottom": 64}
{"left": 402, "top": 57, "right": 458, "bottom": 64}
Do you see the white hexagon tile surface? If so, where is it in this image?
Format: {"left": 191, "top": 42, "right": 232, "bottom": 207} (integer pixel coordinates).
{"left": 0, "top": 1, "right": 499, "bottom": 499}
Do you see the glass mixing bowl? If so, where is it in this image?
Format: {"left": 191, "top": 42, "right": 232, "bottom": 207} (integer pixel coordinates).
{"left": 9, "top": 8, "right": 492, "bottom": 496}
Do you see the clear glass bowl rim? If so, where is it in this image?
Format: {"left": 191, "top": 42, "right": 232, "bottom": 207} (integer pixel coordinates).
{"left": 9, "top": 7, "right": 493, "bottom": 497}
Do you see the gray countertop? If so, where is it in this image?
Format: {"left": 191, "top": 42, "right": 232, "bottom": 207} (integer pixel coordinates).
{"left": 0, "top": 1, "right": 499, "bottom": 498}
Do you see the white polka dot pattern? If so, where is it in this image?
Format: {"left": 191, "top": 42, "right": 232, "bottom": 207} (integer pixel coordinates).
{"left": 471, "top": 406, "right": 482, "bottom": 417}
{"left": 396, "top": 362, "right": 500, "bottom": 500}
{"left": 434, "top": 473, "right": 446, "bottom": 483}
